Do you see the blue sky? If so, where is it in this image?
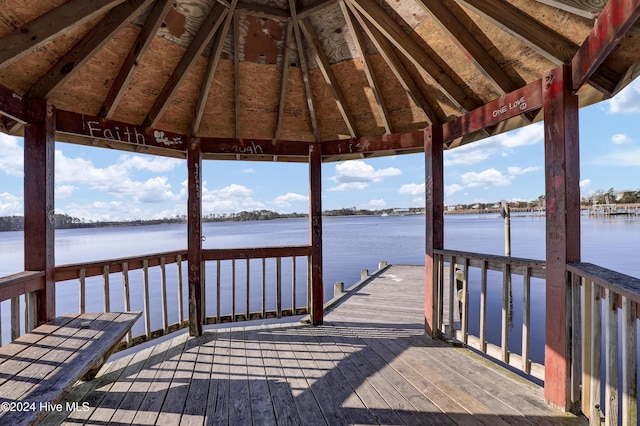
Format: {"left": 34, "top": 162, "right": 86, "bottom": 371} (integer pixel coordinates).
{"left": 1, "top": 79, "right": 640, "bottom": 221}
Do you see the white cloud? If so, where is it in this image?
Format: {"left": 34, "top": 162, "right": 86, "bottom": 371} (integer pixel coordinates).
{"left": 399, "top": 183, "right": 424, "bottom": 196}
{"left": 0, "top": 192, "right": 21, "bottom": 215}
{"left": 612, "top": 133, "right": 632, "bottom": 145}
{"left": 607, "top": 79, "right": 640, "bottom": 114}
{"left": 367, "top": 199, "right": 386, "bottom": 207}
{"left": 461, "top": 169, "right": 511, "bottom": 188}
{"left": 242, "top": 168, "right": 256, "bottom": 173}
{"left": 596, "top": 148, "right": 640, "bottom": 166}
{"left": 329, "top": 160, "right": 401, "bottom": 190}
{"left": 201, "top": 183, "right": 265, "bottom": 214}
{"left": 445, "top": 184, "right": 464, "bottom": 197}
{"left": 273, "top": 192, "right": 308, "bottom": 207}
{"left": 444, "top": 123, "right": 543, "bottom": 166}
{"left": 121, "top": 155, "right": 181, "bottom": 173}
{"left": 507, "top": 166, "right": 539, "bottom": 176}
{"left": 580, "top": 178, "right": 592, "bottom": 196}
{"left": 56, "top": 185, "right": 78, "bottom": 199}
{"left": 0, "top": 134, "right": 23, "bottom": 177}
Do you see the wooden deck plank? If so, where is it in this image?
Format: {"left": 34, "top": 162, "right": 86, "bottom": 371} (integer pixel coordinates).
{"left": 55, "top": 264, "right": 585, "bottom": 426}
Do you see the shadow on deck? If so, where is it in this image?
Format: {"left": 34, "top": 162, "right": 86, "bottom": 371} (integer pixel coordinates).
{"left": 45, "top": 265, "right": 584, "bottom": 425}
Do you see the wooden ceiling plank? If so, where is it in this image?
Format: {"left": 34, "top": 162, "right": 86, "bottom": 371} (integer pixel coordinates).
{"left": 0, "top": 83, "right": 28, "bottom": 123}
{"left": 299, "top": 18, "right": 357, "bottom": 138}
{"left": 100, "top": 0, "right": 174, "bottom": 118}
{"left": 417, "top": 0, "right": 521, "bottom": 95}
{"left": 347, "top": 2, "right": 439, "bottom": 125}
{"left": 236, "top": 1, "right": 290, "bottom": 21}
{"left": 297, "top": 0, "right": 341, "bottom": 20}
{"left": 191, "top": 0, "right": 238, "bottom": 136}
{"left": 275, "top": 21, "right": 293, "bottom": 140}
{"left": 340, "top": 1, "right": 392, "bottom": 134}
{"left": 27, "top": 0, "right": 151, "bottom": 100}
{"left": 289, "top": 0, "right": 320, "bottom": 142}
{"left": 455, "top": 0, "right": 578, "bottom": 64}
{"left": 348, "top": 0, "right": 477, "bottom": 112}
{"left": 571, "top": 0, "right": 640, "bottom": 93}
{"left": 234, "top": 12, "right": 241, "bottom": 139}
{"left": 0, "top": 0, "right": 126, "bottom": 68}
{"left": 145, "top": 3, "right": 228, "bottom": 128}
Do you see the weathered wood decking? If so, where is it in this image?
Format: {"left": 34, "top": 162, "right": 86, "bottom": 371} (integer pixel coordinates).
{"left": 45, "top": 265, "right": 584, "bottom": 425}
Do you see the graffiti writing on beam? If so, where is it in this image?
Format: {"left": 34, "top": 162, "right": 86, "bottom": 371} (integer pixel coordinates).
{"left": 82, "top": 120, "right": 184, "bottom": 147}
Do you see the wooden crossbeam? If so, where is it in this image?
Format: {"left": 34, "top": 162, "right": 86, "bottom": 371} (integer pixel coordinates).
{"left": 571, "top": 0, "right": 640, "bottom": 93}
{"left": 27, "top": 0, "right": 151, "bottom": 99}
{"left": 275, "top": 22, "right": 293, "bottom": 140}
{"left": 100, "top": 0, "right": 174, "bottom": 118}
{"left": 145, "top": 3, "right": 228, "bottom": 128}
{"left": 0, "top": 84, "right": 28, "bottom": 123}
{"left": 0, "top": 0, "right": 125, "bottom": 68}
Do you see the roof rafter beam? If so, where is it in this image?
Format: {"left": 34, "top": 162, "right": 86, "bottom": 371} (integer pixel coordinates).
{"left": 191, "top": 0, "right": 238, "bottom": 136}
{"left": 340, "top": 1, "right": 392, "bottom": 134}
{"left": 346, "top": 2, "right": 439, "bottom": 125}
{"left": 298, "top": 18, "right": 358, "bottom": 138}
{"left": 531, "top": 0, "right": 604, "bottom": 19}
{"left": 100, "top": 0, "right": 174, "bottom": 118}
{"left": 297, "top": 0, "right": 340, "bottom": 20}
{"left": 145, "top": 2, "right": 228, "bottom": 128}
{"left": 275, "top": 21, "right": 293, "bottom": 140}
{"left": 27, "top": 0, "right": 152, "bottom": 100}
{"left": 571, "top": 0, "right": 640, "bottom": 93}
{"left": 234, "top": 12, "right": 241, "bottom": 139}
{"left": 455, "top": 0, "right": 618, "bottom": 95}
{"left": 348, "top": 0, "right": 477, "bottom": 112}
{"left": 416, "top": 0, "right": 521, "bottom": 95}
{"left": 0, "top": 0, "right": 126, "bottom": 68}
{"left": 289, "top": 0, "right": 320, "bottom": 142}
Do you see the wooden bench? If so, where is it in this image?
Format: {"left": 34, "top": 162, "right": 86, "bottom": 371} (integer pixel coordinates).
{"left": 0, "top": 311, "right": 141, "bottom": 425}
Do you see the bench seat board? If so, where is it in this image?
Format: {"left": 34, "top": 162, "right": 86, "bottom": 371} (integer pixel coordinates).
{"left": 0, "top": 311, "right": 141, "bottom": 425}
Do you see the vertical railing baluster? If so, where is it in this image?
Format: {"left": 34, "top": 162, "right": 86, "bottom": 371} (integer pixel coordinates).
{"left": 479, "top": 260, "right": 487, "bottom": 353}
{"left": 307, "top": 255, "right": 311, "bottom": 312}
{"left": 11, "top": 296, "right": 19, "bottom": 340}
{"left": 461, "top": 257, "right": 469, "bottom": 344}
{"left": 177, "top": 254, "right": 183, "bottom": 325}
{"left": 160, "top": 257, "right": 168, "bottom": 334}
{"left": 622, "top": 296, "right": 638, "bottom": 426}
{"left": 25, "top": 292, "right": 37, "bottom": 333}
{"left": 216, "top": 260, "right": 221, "bottom": 323}
{"left": 432, "top": 253, "right": 441, "bottom": 333}
{"left": 276, "top": 257, "right": 282, "bottom": 318}
{"left": 292, "top": 256, "right": 297, "bottom": 314}
{"left": 522, "top": 266, "right": 531, "bottom": 374}
{"left": 570, "top": 271, "right": 581, "bottom": 406}
{"left": 246, "top": 258, "right": 250, "bottom": 319}
{"left": 142, "top": 259, "right": 151, "bottom": 338}
{"left": 605, "top": 288, "right": 619, "bottom": 426}
{"left": 448, "top": 256, "right": 455, "bottom": 337}
{"left": 501, "top": 263, "right": 510, "bottom": 364}
{"left": 590, "top": 282, "right": 602, "bottom": 425}
{"left": 79, "top": 268, "right": 86, "bottom": 314}
{"left": 103, "top": 265, "right": 110, "bottom": 313}
{"left": 122, "top": 262, "right": 131, "bottom": 345}
{"left": 581, "top": 277, "right": 592, "bottom": 418}
{"left": 437, "top": 254, "right": 445, "bottom": 334}
{"left": 232, "top": 259, "right": 236, "bottom": 321}
{"left": 201, "top": 259, "right": 206, "bottom": 322}
{"left": 262, "top": 258, "right": 267, "bottom": 317}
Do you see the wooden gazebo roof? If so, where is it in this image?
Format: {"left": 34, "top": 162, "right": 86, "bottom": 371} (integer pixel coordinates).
{"left": 0, "top": 0, "right": 639, "bottom": 162}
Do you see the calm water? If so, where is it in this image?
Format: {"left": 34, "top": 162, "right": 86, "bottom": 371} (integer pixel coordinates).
{"left": 1, "top": 214, "right": 639, "bottom": 358}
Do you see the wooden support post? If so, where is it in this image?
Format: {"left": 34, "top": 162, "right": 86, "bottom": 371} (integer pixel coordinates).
{"left": 187, "top": 138, "right": 203, "bottom": 336}
{"left": 543, "top": 64, "right": 580, "bottom": 411}
{"left": 309, "top": 143, "right": 323, "bottom": 325}
{"left": 24, "top": 99, "right": 55, "bottom": 324}
{"left": 425, "top": 125, "right": 444, "bottom": 338}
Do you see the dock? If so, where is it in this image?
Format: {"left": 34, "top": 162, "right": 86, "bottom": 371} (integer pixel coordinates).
{"left": 45, "top": 265, "right": 583, "bottom": 425}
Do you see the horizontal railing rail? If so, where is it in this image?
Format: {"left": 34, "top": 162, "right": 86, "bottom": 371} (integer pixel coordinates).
{"left": 568, "top": 262, "right": 639, "bottom": 426}
{"left": 433, "top": 248, "right": 547, "bottom": 380}
{"left": 0, "top": 271, "right": 43, "bottom": 342}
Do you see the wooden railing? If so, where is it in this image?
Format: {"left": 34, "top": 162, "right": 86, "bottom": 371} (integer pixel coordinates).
{"left": 0, "top": 271, "right": 44, "bottom": 340}
{"left": 433, "top": 249, "right": 547, "bottom": 381}
{"left": 568, "top": 262, "right": 639, "bottom": 426}
{"left": 44, "top": 245, "right": 311, "bottom": 351}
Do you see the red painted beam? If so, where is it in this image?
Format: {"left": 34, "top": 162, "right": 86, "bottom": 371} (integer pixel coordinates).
{"left": 0, "top": 83, "right": 27, "bottom": 123}
{"left": 56, "top": 110, "right": 187, "bottom": 151}
{"left": 424, "top": 125, "right": 444, "bottom": 338}
{"left": 309, "top": 144, "right": 324, "bottom": 325}
{"left": 187, "top": 138, "right": 203, "bottom": 337}
{"left": 543, "top": 65, "right": 580, "bottom": 411}
{"left": 443, "top": 80, "right": 542, "bottom": 143}
{"left": 321, "top": 131, "right": 424, "bottom": 156}
{"left": 24, "top": 99, "right": 56, "bottom": 323}
{"left": 200, "top": 137, "right": 310, "bottom": 157}
{"left": 572, "top": 0, "right": 640, "bottom": 92}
